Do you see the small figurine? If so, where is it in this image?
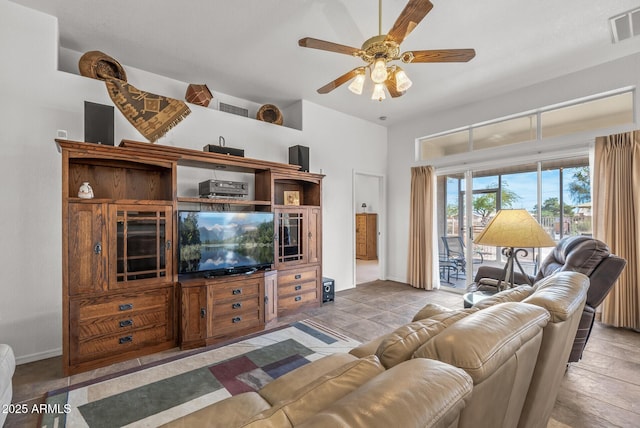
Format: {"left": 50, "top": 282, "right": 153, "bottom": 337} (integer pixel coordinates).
{"left": 78, "top": 182, "right": 94, "bottom": 199}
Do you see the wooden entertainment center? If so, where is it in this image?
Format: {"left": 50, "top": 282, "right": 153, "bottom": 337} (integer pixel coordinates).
{"left": 57, "top": 139, "right": 323, "bottom": 375}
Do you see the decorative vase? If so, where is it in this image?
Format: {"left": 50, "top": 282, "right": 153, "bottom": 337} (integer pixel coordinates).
{"left": 185, "top": 84, "right": 213, "bottom": 107}
{"left": 78, "top": 182, "right": 94, "bottom": 199}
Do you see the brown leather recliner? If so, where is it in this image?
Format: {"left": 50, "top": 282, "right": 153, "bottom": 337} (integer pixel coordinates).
{"left": 473, "top": 235, "right": 626, "bottom": 362}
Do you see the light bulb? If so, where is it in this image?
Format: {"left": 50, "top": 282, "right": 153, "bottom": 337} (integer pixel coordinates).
{"left": 371, "top": 83, "right": 386, "bottom": 101}
{"left": 371, "top": 59, "right": 388, "bottom": 84}
{"left": 348, "top": 71, "right": 365, "bottom": 95}
{"left": 394, "top": 68, "right": 412, "bottom": 92}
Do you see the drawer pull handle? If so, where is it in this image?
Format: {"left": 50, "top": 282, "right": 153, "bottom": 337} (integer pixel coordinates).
{"left": 295, "top": 285, "right": 302, "bottom": 291}
{"left": 119, "top": 335, "right": 133, "bottom": 344}
{"left": 295, "top": 274, "right": 302, "bottom": 279}
{"left": 200, "top": 308, "right": 206, "bottom": 318}
{"left": 232, "top": 316, "right": 242, "bottom": 323}
{"left": 119, "top": 303, "right": 134, "bottom": 311}
{"left": 232, "top": 289, "right": 242, "bottom": 295}
{"left": 119, "top": 319, "right": 133, "bottom": 328}
{"left": 232, "top": 302, "right": 242, "bottom": 309}
{"left": 295, "top": 296, "right": 302, "bottom": 302}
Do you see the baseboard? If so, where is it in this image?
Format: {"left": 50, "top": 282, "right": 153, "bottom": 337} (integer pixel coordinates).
{"left": 15, "top": 348, "right": 62, "bottom": 365}
{"left": 385, "top": 274, "right": 406, "bottom": 284}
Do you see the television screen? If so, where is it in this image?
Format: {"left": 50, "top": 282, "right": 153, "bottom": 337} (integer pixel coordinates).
{"left": 178, "top": 211, "right": 275, "bottom": 275}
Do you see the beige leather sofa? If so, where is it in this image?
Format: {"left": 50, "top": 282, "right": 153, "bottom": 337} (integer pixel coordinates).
{"left": 163, "top": 271, "right": 588, "bottom": 428}
{"left": 0, "top": 344, "right": 16, "bottom": 427}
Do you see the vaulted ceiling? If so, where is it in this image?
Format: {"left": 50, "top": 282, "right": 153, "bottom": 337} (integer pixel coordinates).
{"left": 9, "top": 0, "right": 640, "bottom": 126}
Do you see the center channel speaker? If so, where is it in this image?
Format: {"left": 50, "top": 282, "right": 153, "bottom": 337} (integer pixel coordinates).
{"left": 289, "top": 145, "right": 309, "bottom": 172}
{"left": 322, "top": 277, "right": 335, "bottom": 303}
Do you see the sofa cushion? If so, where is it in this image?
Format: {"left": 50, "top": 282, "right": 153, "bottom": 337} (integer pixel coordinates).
{"left": 298, "top": 359, "right": 473, "bottom": 428}
{"left": 259, "top": 353, "right": 357, "bottom": 405}
{"left": 472, "top": 285, "right": 534, "bottom": 310}
{"left": 413, "top": 302, "right": 550, "bottom": 384}
{"left": 376, "top": 310, "right": 471, "bottom": 369}
{"left": 160, "top": 392, "right": 270, "bottom": 428}
{"left": 245, "top": 355, "right": 384, "bottom": 427}
{"left": 411, "top": 302, "right": 456, "bottom": 321}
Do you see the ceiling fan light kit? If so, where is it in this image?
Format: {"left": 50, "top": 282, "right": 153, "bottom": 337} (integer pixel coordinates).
{"left": 298, "top": 0, "right": 475, "bottom": 101}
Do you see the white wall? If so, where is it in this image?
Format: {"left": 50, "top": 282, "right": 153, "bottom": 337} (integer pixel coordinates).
{"left": 355, "top": 174, "right": 381, "bottom": 214}
{"left": 386, "top": 53, "right": 640, "bottom": 283}
{"left": 0, "top": 1, "right": 387, "bottom": 363}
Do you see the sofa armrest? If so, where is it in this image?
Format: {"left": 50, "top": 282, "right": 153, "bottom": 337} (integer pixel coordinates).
{"left": 299, "top": 359, "right": 473, "bottom": 428}
{"left": 160, "top": 392, "right": 270, "bottom": 428}
{"left": 0, "top": 344, "right": 15, "bottom": 428}
{"left": 259, "top": 353, "right": 358, "bottom": 405}
{"left": 473, "top": 266, "right": 533, "bottom": 285}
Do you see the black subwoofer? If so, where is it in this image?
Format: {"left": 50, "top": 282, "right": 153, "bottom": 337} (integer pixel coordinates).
{"left": 322, "top": 277, "right": 335, "bottom": 303}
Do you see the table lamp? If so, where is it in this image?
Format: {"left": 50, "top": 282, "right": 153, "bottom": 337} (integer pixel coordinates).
{"left": 474, "top": 209, "right": 556, "bottom": 290}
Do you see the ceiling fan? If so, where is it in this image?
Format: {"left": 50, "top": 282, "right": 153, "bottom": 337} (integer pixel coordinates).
{"left": 298, "top": 0, "right": 476, "bottom": 100}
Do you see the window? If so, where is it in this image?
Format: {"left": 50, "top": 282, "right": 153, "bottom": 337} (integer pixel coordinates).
{"left": 540, "top": 92, "right": 633, "bottom": 138}
{"left": 418, "top": 90, "right": 634, "bottom": 162}
{"left": 473, "top": 115, "right": 537, "bottom": 151}
{"left": 420, "top": 130, "right": 468, "bottom": 162}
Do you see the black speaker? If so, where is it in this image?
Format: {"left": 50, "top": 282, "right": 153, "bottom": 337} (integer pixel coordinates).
{"left": 84, "top": 101, "right": 114, "bottom": 145}
{"left": 289, "top": 145, "right": 309, "bottom": 172}
{"left": 322, "top": 277, "right": 335, "bottom": 303}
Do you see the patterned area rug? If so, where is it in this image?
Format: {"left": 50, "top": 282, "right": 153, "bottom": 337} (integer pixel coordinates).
{"left": 42, "top": 320, "right": 359, "bottom": 428}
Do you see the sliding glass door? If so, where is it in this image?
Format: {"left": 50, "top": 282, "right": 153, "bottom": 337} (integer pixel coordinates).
{"left": 439, "top": 158, "right": 591, "bottom": 288}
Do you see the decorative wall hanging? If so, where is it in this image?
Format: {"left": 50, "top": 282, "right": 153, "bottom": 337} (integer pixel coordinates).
{"left": 79, "top": 51, "right": 190, "bottom": 143}
{"left": 103, "top": 75, "right": 191, "bottom": 142}
{"left": 257, "top": 104, "right": 283, "bottom": 125}
{"left": 185, "top": 84, "right": 213, "bottom": 107}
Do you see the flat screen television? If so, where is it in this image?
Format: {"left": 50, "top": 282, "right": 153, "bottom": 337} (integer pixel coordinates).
{"left": 178, "top": 211, "right": 275, "bottom": 276}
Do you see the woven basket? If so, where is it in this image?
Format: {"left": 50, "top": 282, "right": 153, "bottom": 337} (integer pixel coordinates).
{"left": 256, "top": 104, "right": 283, "bottom": 125}
{"left": 78, "top": 51, "right": 127, "bottom": 82}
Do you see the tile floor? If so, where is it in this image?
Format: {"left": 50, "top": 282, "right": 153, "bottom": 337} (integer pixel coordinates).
{"left": 6, "top": 280, "right": 640, "bottom": 427}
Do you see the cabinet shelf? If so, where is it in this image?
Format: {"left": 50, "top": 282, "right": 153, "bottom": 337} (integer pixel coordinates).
{"left": 68, "top": 197, "right": 173, "bottom": 205}
{"left": 177, "top": 197, "right": 271, "bottom": 206}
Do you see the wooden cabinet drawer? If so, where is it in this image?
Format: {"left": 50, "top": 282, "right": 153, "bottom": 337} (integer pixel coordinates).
{"left": 212, "top": 309, "right": 261, "bottom": 334}
{"left": 75, "top": 288, "right": 171, "bottom": 320}
{"left": 278, "top": 265, "right": 320, "bottom": 285}
{"left": 77, "top": 309, "right": 166, "bottom": 341}
{"left": 279, "top": 289, "right": 318, "bottom": 309}
{"left": 211, "top": 278, "right": 260, "bottom": 301}
{"left": 278, "top": 279, "right": 317, "bottom": 297}
{"left": 74, "top": 325, "right": 169, "bottom": 364}
{"left": 213, "top": 296, "right": 259, "bottom": 317}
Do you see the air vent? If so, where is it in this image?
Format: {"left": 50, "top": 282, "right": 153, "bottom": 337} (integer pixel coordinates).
{"left": 610, "top": 8, "right": 640, "bottom": 43}
{"left": 219, "top": 102, "right": 249, "bottom": 117}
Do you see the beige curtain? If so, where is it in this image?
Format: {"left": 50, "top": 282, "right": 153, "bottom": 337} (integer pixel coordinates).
{"left": 407, "top": 166, "right": 440, "bottom": 289}
{"left": 593, "top": 131, "right": 640, "bottom": 329}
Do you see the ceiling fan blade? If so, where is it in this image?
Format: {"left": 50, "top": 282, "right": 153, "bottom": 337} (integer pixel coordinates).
{"left": 385, "top": 76, "right": 406, "bottom": 98}
{"left": 317, "top": 68, "right": 360, "bottom": 94}
{"left": 404, "top": 49, "right": 476, "bottom": 63}
{"left": 386, "top": 0, "right": 434, "bottom": 44}
{"left": 298, "top": 37, "right": 361, "bottom": 56}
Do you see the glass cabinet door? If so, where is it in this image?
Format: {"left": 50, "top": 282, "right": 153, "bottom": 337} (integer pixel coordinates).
{"left": 110, "top": 205, "right": 172, "bottom": 287}
{"left": 276, "top": 209, "right": 305, "bottom": 265}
